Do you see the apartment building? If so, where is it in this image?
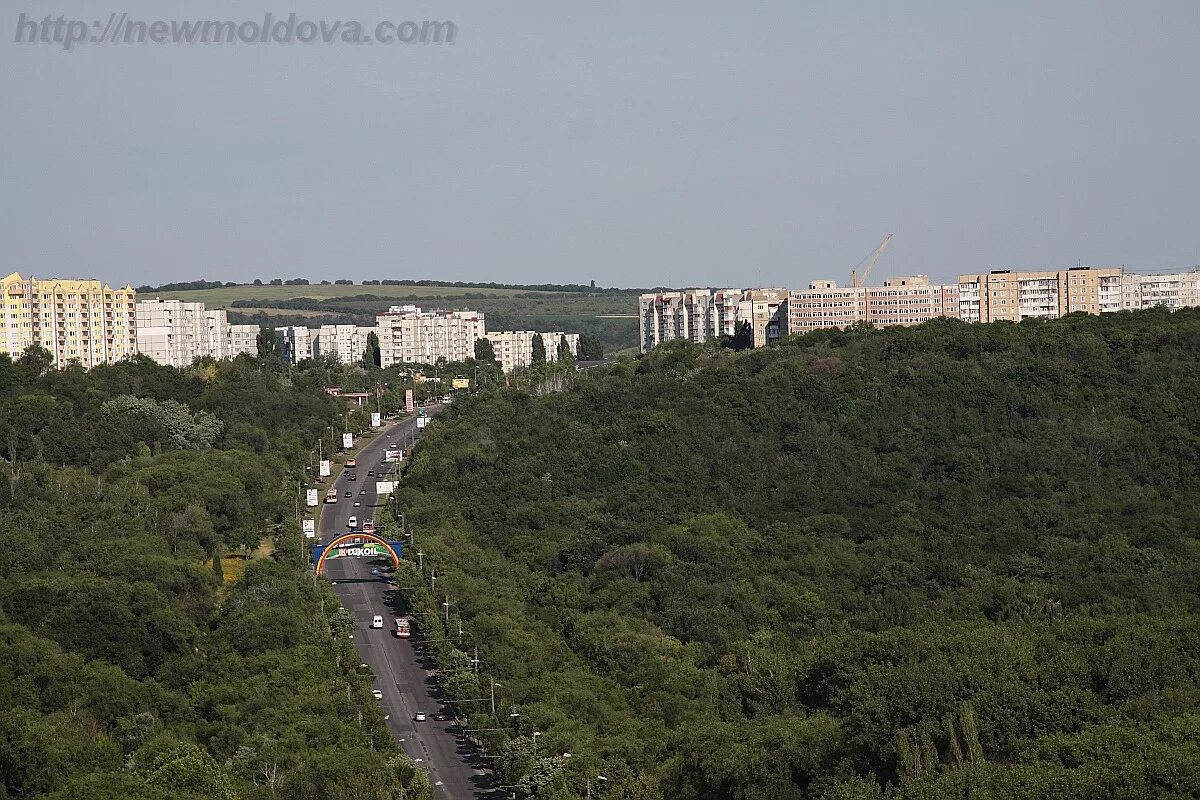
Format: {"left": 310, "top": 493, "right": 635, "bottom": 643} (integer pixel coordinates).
{"left": 957, "top": 267, "right": 1121, "bottom": 323}
{"left": 275, "top": 326, "right": 314, "bottom": 364}
{"left": 738, "top": 288, "right": 789, "bottom": 347}
{"left": 486, "top": 330, "right": 581, "bottom": 372}
{"left": 1, "top": 272, "right": 136, "bottom": 368}
{"left": 228, "top": 324, "right": 260, "bottom": 357}
{"left": 313, "top": 324, "right": 377, "bottom": 364}
{"left": 788, "top": 276, "right": 959, "bottom": 333}
{"left": 375, "top": 306, "right": 486, "bottom": 367}
{"left": 638, "top": 289, "right": 742, "bottom": 352}
{"left": 1119, "top": 270, "right": 1200, "bottom": 311}
{"left": 136, "top": 298, "right": 235, "bottom": 367}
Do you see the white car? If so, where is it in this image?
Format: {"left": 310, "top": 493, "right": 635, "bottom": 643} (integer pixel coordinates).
{"left": 414, "top": 711, "right": 427, "bottom": 722}
{"left": 353, "top": 501, "right": 361, "bottom": 507}
{"left": 372, "top": 689, "right": 383, "bottom": 700}
{"left": 371, "top": 615, "right": 384, "bottom": 629}
{"left": 347, "top": 516, "right": 358, "bottom": 528}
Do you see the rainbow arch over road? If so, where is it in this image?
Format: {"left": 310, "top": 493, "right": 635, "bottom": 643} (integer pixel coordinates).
{"left": 313, "top": 532, "right": 404, "bottom": 576}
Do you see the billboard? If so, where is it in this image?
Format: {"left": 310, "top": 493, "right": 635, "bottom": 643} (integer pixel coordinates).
{"left": 319, "top": 460, "right": 331, "bottom": 478}
{"left": 385, "top": 449, "right": 402, "bottom": 463}
{"left": 306, "top": 488, "right": 319, "bottom": 507}
{"left": 416, "top": 416, "right": 428, "bottom": 429}
{"left": 302, "top": 518, "right": 316, "bottom": 538}
{"left": 342, "top": 432, "right": 354, "bottom": 449}
{"left": 452, "top": 377, "right": 469, "bottom": 389}
{"left": 405, "top": 389, "right": 414, "bottom": 413}
{"left": 371, "top": 412, "right": 381, "bottom": 428}
{"left": 376, "top": 481, "right": 395, "bottom": 496}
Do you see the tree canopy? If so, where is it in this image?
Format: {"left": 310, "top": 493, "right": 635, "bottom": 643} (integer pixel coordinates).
{"left": 391, "top": 308, "right": 1200, "bottom": 799}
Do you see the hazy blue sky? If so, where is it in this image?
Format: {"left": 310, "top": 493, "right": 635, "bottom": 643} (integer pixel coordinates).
{"left": 3, "top": 1, "right": 1198, "bottom": 288}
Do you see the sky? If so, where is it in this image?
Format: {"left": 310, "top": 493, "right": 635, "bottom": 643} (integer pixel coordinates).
{"left": 2, "top": 1, "right": 1198, "bottom": 289}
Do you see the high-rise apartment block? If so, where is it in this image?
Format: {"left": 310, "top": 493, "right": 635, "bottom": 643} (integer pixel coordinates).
{"left": 375, "top": 306, "right": 486, "bottom": 367}
{"left": 638, "top": 289, "right": 743, "bottom": 352}
{"left": 789, "top": 275, "right": 959, "bottom": 333}
{"left": 1118, "top": 270, "right": 1200, "bottom": 311}
{"left": 137, "top": 298, "right": 232, "bottom": 367}
{"left": 1, "top": 272, "right": 137, "bottom": 368}
{"left": 642, "top": 265, "right": 1200, "bottom": 353}
{"left": 313, "top": 324, "right": 377, "bottom": 364}
{"left": 486, "top": 330, "right": 581, "bottom": 373}
{"left": 228, "top": 324, "right": 260, "bottom": 357}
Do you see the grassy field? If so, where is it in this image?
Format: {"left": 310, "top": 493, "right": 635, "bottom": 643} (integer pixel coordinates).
{"left": 155, "top": 284, "right": 559, "bottom": 305}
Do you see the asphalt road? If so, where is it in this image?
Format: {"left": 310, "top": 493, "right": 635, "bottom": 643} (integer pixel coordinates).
{"left": 318, "top": 409, "right": 493, "bottom": 798}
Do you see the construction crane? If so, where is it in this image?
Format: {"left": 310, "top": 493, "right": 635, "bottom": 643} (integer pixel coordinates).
{"left": 850, "top": 234, "right": 894, "bottom": 288}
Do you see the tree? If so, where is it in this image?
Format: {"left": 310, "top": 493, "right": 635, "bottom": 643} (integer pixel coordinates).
{"left": 557, "top": 335, "right": 575, "bottom": 364}
{"left": 253, "top": 278, "right": 263, "bottom": 286}
{"left": 363, "top": 331, "right": 381, "bottom": 369}
{"left": 532, "top": 334, "right": 547, "bottom": 364}
{"left": 727, "top": 320, "right": 754, "bottom": 351}
{"left": 256, "top": 329, "right": 281, "bottom": 362}
{"left": 18, "top": 345, "right": 55, "bottom": 377}
{"left": 268, "top": 278, "right": 283, "bottom": 285}
{"left": 576, "top": 334, "right": 604, "bottom": 361}
{"left": 475, "top": 337, "right": 497, "bottom": 365}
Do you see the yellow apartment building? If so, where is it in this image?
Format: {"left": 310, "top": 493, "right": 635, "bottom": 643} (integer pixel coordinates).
{"left": 1, "top": 272, "right": 137, "bottom": 368}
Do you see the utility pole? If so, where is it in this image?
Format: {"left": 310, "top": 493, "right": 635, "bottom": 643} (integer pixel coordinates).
{"left": 443, "top": 593, "right": 451, "bottom": 624}
{"left": 490, "top": 678, "right": 496, "bottom": 716}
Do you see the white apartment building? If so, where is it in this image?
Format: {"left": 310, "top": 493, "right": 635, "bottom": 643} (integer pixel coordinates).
{"left": 275, "top": 326, "right": 314, "bottom": 364}
{"left": 376, "top": 306, "right": 486, "bottom": 367}
{"left": 1, "top": 272, "right": 137, "bottom": 368}
{"left": 228, "top": 324, "right": 260, "bottom": 357}
{"left": 136, "top": 298, "right": 238, "bottom": 367}
{"left": 1119, "top": 270, "right": 1200, "bottom": 311}
{"left": 313, "top": 324, "right": 377, "bottom": 364}
{"left": 486, "top": 330, "right": 581, "bottom": 372}
{"left": 638, "top": 289, "right": 741, "bottom": 352}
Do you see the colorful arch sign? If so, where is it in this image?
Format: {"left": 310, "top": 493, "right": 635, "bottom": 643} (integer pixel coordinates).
{"left": 312, "top": 532, "right": 404, "bottom": 576}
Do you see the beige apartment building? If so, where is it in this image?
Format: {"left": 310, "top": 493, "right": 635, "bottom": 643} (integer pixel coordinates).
{"left": 486, "top": 330, "right": 581, "bottom": 372}
{"left": 376, "top": 305, "right": 486, "bottom": 367}
{"left": 957, "top": 267, "right": 1122, "bottom": 323}
{"left": 1, "top": 272, "right": 136, "bottom": 368}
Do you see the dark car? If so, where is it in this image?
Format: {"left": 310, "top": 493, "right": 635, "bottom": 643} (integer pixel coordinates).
{"left": 348, "top": 474, "right": 357, "bottom": 481}
{"left": 344, "top": 491, "right": 352, "bottom": 498}
{"left": 359, "top": 489, "right": 367, "bottom": 495}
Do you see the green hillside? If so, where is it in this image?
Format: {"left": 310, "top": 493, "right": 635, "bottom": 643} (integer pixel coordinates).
{"left": 393, "top": 309, "right": 1200, "bottom": 798}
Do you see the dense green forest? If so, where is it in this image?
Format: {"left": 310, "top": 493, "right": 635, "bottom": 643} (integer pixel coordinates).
{"left": 393, "top": 309, "right": 1200, "bottom": 798}
{"left": 0, "top": 352, "right": 429, "bottom": 799}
